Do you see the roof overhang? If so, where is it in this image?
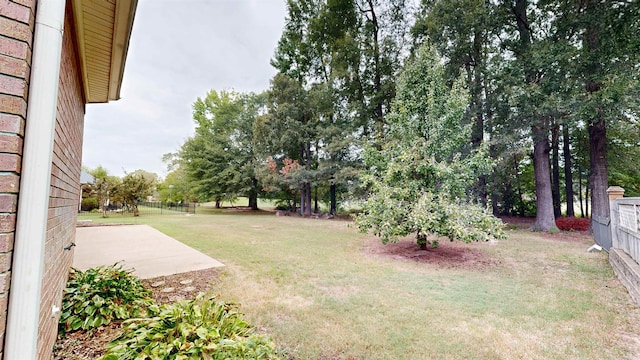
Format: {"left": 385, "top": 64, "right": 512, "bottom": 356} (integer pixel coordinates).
{"left": 71, "top": 0, "right": 137, "bottom": 103}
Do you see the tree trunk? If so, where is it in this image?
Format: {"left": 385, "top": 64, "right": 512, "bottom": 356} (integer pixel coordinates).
{"left": 417, "top": 233, "right": 428, "bottom": 250}
{"left": 513, "top": 0, "right": 555, "bottom": 231}
{"left": 551, "top": 124, "right": 561, "bottom": 218}
{"left": 578, "top": 167, "right": 584, "bottom": 217}
{"left": 305, "top": 182, "right": 312, "bottom": 217}
{"left": 531, "top": 125, "right": 556, "bottom": 231}
{"left": 248, "top": 178, "right": 259, "bottom": 210}
{"left": 330, "top": 182, "right": 337, "bottom": 216}
{"left": 491, "top": 192, "right": 500, "bottom": 216}
{"left": 215, "top": 199, "right": 221, "bottom": 209}
{"left": 502, "top": 180, "right": 512, "bottom": 215}
{"left": 313, "top": 187, "right": 318, "bottom": 214}
{"left": 292, "top": 194, "right": 297, "bottom": 213}
{"left": 300, "top": 145, "right": 307, "bottom": 216}
{"left": 305, "top": 142, "right": 312, "bottom": 217}
{"left": 589, "top": 118, "right": 609, "bottom": 221}
{"left": 514, "top": 156, "right": 525, "bottom": 217}
{"left": 471, "top": 30, "right": 487, "bottom": 206}
{"left": 583, "top": 4, "right": 609, "bottom": 224}
{"left": 562, "top": 124, "right": 575, "bottom": 217}
{"left": 300, "top": 187, "right": 306, "bottom": 216}
{"left": 365, "top": 0, "right": 384, "bottom": 146}
{"left": 585, "top": 175, "right": 590, "bottom": 218}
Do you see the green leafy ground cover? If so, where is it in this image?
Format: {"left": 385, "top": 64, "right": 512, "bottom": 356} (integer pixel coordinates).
{"left": 79, "top": 213, "right": 640, "bottom": 359}
{"left": 102, "top": 296, "right": 281, "bottom": 360}
{"left": 59, "top": 265, "right": 152, "bottom": 336}
{"left": 59, "top": 265, "right": 281, "bottom": 359}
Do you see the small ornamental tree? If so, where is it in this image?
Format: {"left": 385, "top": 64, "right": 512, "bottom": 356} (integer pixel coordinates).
{"left": 356, "top": 45, "right": 506, "bottom": 249}
{"left": 259, "top": 156, "right": 301, "bottom": 210}
{"left": 85, "top": 166, "right": 119, "bottom": 217}
{"left": 115, "top": 171, "right": 156, "bottom": 216}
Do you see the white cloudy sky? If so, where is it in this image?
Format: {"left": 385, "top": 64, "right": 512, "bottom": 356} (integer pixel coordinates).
{"left": 82, "top": 0, "right": 287, "bottom": 178}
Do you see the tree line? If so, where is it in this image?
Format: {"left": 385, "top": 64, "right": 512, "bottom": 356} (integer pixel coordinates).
{"left": 166, "top": 0, "right": 638, "bottom": 236}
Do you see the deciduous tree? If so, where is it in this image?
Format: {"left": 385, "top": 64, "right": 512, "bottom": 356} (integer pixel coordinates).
{"left": 356, "top": 45, "right": 504, "bottom": 249}
{"left": 85, "top": 165, "right": 119, "bottom": 217}
{"left": 180, "top": 90, "right": 265, "bottom": 209}
{"left": 115, "top": 170, "right": 156, "bottom": 216}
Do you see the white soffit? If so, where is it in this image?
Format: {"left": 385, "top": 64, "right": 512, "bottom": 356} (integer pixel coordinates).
{"left": 72, "top": 0, "right": 137, "bottom": 103}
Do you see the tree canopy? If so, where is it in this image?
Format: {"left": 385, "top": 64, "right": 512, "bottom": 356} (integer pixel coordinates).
{"left": 355, "top": 45, "right": 505, "bottom": 249}
{"left": 180, "top": 90, "right": 265, "bottom": 209}
{"left": 83, "top": 166, "right": 157, "bottom": 217}
{"left": 161, "top": 0, "right": 639, "bottom": 247}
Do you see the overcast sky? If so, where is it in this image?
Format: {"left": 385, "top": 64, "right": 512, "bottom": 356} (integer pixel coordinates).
{"left": 82, "top": 0, "right": 287, "bottom": 178}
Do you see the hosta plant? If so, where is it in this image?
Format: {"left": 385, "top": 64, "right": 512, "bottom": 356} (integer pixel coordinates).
{"left": 59, "top": 264, "right": 152, "bottom": 336}
{"left": 101, "top": 295, "right": 282, "bottom": 360}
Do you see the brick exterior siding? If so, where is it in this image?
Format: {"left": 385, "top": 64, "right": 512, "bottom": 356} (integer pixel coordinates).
{"left": 0, "top": 0, "right": 36, "bottom": 357}
{"left": 0, "top": 2, "right": 86, "bottom": 358}
{"left": 37, "top": 6, "right": 86, "bottom": 358}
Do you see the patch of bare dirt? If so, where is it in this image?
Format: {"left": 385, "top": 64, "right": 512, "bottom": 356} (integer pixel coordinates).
{"left": 499, "top": 216, "right": 593, "bottom": 243}
{"left": 540, "top": 230, "right": 593, "bottom": 243}
{"left": 364, "top": 236, "right": 499, "bottom": 269}
{"left": 499, "top": 216, "right": 536, "bottom": 229}
{"left": 219, "top": 206, "right": 263, "bottom": 212}
{"left": 53, "top": 267, "right": 221, "bottom": 359}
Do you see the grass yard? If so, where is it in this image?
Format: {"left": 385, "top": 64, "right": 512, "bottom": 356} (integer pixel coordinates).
{"left": 80, "top": 213, "right": 640, "bottom": 359}
{"left": 200, "top": 197, "right": 279, "bottom": 210}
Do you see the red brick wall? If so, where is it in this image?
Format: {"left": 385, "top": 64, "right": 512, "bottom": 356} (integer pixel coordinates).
{"left": 0, "top": 0, "right": 36, "bottom": 357}
{"left": 37, "top": 6, "right": 86, "bottom": 358}
{"left": 0, "top": 2, "right": 86, "bottom": 358}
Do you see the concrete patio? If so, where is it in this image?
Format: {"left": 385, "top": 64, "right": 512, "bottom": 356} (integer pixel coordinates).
{"left": 74, "top": 224, "right": 224, "bottom": 279}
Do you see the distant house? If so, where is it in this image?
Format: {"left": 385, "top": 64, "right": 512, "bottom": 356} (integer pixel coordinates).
{"left": 79, "top": 170, "right": 95, "bottom": 185}
{"left": 149, "top": 191, "right": 161, "bottom": 202}
{"left": 0, "top": 1, "right": 137, "bottom": 359}
{"left": 79, "top": 170, "right": 95, "bottom": 211}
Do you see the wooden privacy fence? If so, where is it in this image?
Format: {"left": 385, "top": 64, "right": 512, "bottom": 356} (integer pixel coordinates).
{"left": 611, "top": 197, "right": 640, "bottom": 262}
{"left": 608, "top": 186, "right": 640, "bottom": 305}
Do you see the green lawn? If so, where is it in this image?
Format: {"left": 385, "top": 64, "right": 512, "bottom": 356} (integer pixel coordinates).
{"left": 80, "top": 213, "right": 640, "bottom": 359}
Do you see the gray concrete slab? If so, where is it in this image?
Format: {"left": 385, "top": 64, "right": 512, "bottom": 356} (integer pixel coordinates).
{"left": 74, "top": 225, "right": 224, "bottom": 279}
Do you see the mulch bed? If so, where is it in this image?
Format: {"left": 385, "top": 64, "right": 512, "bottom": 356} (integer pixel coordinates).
{"left": 140, "top": 267, "right": 221, "bottom": 304}
{"left": 53, "top": 267, "right": 221, "bottom": 360}
{"left": 363, "top": 216, "right": 593, "bottom": 268}
{"left": 363, "top": 236, "right": 500, "bottom": 269}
